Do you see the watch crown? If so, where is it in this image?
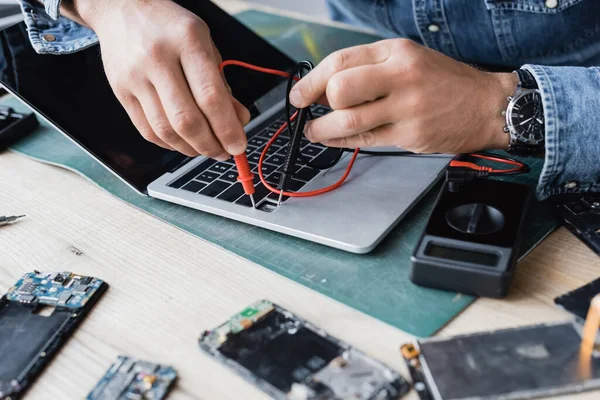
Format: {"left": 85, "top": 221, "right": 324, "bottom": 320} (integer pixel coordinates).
{"left": 501, "top": 110, "right": 506, "bottom": 116}
{"left": 503, "top": 125, "right": 510, "bottom": 133}
{"left": 507, "top": 96, "right": 513, "bottom": 101}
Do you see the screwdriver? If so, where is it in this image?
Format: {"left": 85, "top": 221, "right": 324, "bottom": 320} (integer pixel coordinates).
{"left": 234, "top": 154, "right": 256, "bottom": 208}
{"left": 0, "top": 215, "right": 25, "bottom": 227}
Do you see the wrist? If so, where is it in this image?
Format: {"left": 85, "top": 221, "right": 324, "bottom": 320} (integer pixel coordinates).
{"left": 483, "top": 72, "right": 519, "bottom": 150}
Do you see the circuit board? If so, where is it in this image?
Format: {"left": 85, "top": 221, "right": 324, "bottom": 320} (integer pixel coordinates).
{"left": 199, "top": 300, "right": 409, "bottom": 400}
{"left": 87, "top": 356, "right": 177, "bottom": 400}
{"left": 0, "top": 270, "right": 108, "bottom": 399}
{"left": 6, "top": 270, "right": 105, "bottom": 308}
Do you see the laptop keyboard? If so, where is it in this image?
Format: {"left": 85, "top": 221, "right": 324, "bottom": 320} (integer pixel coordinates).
{"left": 167, "top": 105, "right": 340, "bottom": 210}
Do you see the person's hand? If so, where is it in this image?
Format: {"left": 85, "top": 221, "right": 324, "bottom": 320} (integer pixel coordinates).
{"left": 76, "top": 0, "right": 250, "bottom": 159}
{"left": 289, "top": 39, "right": 518, "bottom": 154}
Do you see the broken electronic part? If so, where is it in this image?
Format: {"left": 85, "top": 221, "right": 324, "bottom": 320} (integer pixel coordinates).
{"left": 401, "top": 321, "right": 600, "bottom": 400}
{"left": 199, "top": 300, "right": 409, "bottom": 400}
{"left": 0, "top": 271, "right": 108, "bottom": 399}
{"left": 555, "top": 277, "right": 600, "bottom": 321}
{"left": 87, "top": 356, "right": 177, "bottom": 400}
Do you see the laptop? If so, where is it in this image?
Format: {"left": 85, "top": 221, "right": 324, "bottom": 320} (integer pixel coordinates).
{"left": 0, "top": 0, "right": 450, "bottom": 253}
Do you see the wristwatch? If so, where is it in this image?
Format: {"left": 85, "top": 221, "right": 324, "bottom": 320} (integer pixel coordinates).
{"left": 502, "top": 69, "right": 545, "bottom": 157}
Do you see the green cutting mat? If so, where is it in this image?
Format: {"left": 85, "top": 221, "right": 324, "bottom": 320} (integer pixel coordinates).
{"left": 4, "top": 10, "right": 560, "bottom": 337}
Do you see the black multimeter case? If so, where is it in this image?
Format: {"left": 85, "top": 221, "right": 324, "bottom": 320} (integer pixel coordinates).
{"left": 0, "top": 105, "right": 38, "bottom": 150}
{"left": 411, "top": 179, "right": 532, "bottom": 298}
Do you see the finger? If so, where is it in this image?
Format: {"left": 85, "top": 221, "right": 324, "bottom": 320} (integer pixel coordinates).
{"left": 290, "top": 42, "right": 390, "bottom": 108}
{"left": 136, "top": 84, "right": 200, "bottom": 157}
{"left": 233, "top": 96, "right": 251, "bottom": 125}
{"left": 149, "top": 62, "right": 230, "bottom": 160}
{"left": 325, "top": 64, "right": 390, "bottom": 110}
{"left": 304, "top": 99, "right": 395, "bottom": 143}
{"left": 116, "top": 91, "right": 174, "bottom": 150}
{"left": 323, "top": 123, "right": 400, "bottom": 149}
{"left": 212, "top": 43, "right": 251, "bottom": 125}
{"left": 181, "top": 49, "right": 247, "bottom": 155}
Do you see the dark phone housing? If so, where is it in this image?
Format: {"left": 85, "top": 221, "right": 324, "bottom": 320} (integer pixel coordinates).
{"left": 0, "top": 276, "right": 108, "bottom": 398}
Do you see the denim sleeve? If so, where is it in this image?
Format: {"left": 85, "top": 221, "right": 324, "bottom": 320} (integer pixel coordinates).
{"left": 521, "top": 64, "right": 600, "bottom": 200}
{"left": 17, "top": 0, "right": 97, "bottom": 54}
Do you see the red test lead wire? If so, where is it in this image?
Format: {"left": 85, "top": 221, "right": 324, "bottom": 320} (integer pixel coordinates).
{"left": 219, "top": 60, "right": 361, "bottom": 203}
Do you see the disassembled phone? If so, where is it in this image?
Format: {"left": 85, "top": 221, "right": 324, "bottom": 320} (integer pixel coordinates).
{"left": 199, "top": 300, "right": 409, "bottom": 400}
{"left": 87, "top": 356, "right": 177, "bottom": 400}
{"left": 552, "top": 193, "right": 600, "bottom": 256}
{"left": 401, "top": 322, "right": 600, "bottom": 400}
{"left": 555, "top": 277, "right": 600, "bottom": 322}
{"left": 0, "top": 271, "right": 108, "bottom": 399}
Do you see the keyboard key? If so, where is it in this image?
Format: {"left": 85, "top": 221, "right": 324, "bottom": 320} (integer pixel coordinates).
{"left": 248, "top": 137, "right": 267, "bottom": 147}
{"left": 196, "top": 171, "right": 220, "bottom": 183}
{"left": 265, "top": 154, "right": 285, "bottom": 166}
{"left": 217, "top": 183, "right": 245, "bottom": 203}
{"left": 266, "top": 172, "right": 282, "bottom": 185}
{"left": 262, "top": 127, "right": 278, "bottom": 138}
{"left": 287, "top": 179, "right": 306, "bottom": 192}
{"left": 312, "top": 147, "right": 342, "bottom": 167}
{"left": 199, "top": 180, "right": 230, "bottom": 197}
{"left": 181, "top": 180, "right": 207, "bottom": 193}
{"left": 311, "top": 105, "right": 330, "bottom": 117}
{"left": 168, "top": 159, "right": 215, "bottom": 188}
{"left": 220, "top": 170, "right": 238, "bottom": 183}
{"left": 253, "top": 163, "right": 278, "bottom": 176}
{"left": 248, "top": 152, "right": 262, "bottom": 164}
{"left": 294, "top": 167, "right": 320, "bottom": 182}
{"left": 208, "top": 162, "right": 231, "bottom": 174}
{"left": 222, "top": 157, "right": 235, "bottom": 165}
{"left": 302, "top": 145, "right": 323, "bottom": 158}
{"left": 268, "top": 192, "right": 289, "bottom": 203}
{"left": 245, "top": 145, "right": 257, "bottom": 155}
{"left": 254, "top": 183, "right": 271, "bottom": 202}
{"left": 300, "top": 138, "right": 310, "bottom": 148}
{"left": 272, "top": 137, "right": 288, "bottom": 147}
{"left": 271, "top": 120, "right": 285, "bottom": 129}
{"left": 235, "top": 183, "right": 271, "bottom": 206}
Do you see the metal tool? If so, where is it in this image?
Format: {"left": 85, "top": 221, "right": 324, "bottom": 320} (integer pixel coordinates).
{"left": 0, "top": 215, "right": 25, "bottom": 227}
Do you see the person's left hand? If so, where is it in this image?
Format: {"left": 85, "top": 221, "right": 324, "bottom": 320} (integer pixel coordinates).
{"left": 289, "top": 39, "right": 518, "bottom": 154}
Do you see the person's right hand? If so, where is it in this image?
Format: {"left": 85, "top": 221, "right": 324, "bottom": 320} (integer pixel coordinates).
{"left": 78, "top": 0, "right": 250, "bottom": 159}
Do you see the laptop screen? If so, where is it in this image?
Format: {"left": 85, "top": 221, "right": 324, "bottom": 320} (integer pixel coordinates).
{"left": 0, "top": 0, "right": 295, "bottom": 193}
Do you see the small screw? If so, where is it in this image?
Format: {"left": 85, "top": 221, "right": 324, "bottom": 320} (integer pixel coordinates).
{"left": 72, "top": 313, "right": 78, "bottom": 318}
{"left": 592, "top": 202, "right": 600, "bottom": 208}
{"left": 40, "top": 352, "right": 46, "bottom": 357}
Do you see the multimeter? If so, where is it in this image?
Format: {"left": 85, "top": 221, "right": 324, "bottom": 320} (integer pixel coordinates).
{"left": 410, "top": 178, "right": 532, "bottom": 298}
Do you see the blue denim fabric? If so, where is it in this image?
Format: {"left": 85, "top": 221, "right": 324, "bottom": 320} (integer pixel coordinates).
{"left": 15, "top": 0, "right": 600, "bottom": 199}
{"left": 17, "top": 0, "right": 96, "bottom": 54}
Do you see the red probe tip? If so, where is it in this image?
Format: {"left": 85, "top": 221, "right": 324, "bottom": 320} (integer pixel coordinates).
{"left": 234, "top": 153, "right": 256, "bottom": 201}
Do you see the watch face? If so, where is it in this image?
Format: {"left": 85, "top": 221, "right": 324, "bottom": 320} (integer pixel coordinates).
{"left": 507, "top": 89, "right": 545, "bottom": 145}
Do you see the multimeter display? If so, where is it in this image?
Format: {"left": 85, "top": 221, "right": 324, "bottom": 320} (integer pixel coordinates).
{"left": 426, "top": 244, "right": 499, "bottom": 267}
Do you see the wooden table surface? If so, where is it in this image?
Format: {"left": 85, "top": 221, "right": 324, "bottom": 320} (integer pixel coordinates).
{"left": 1, "top": 1, "right": 598, "bottom": 399}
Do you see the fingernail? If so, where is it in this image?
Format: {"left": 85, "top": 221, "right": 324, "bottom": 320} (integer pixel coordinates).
{"left": 227, "top": 142, "right": 246, "bottom": 156}
{"left": 215, "top": 153, "right": 230, "bottom": 161}
{"left": 290, "top": 88, "right": 303, "bottom": 107}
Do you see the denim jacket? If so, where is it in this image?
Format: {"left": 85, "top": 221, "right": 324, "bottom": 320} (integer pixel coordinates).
{"left": 17, "top": 0, "right": 600, "bottom": 199}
